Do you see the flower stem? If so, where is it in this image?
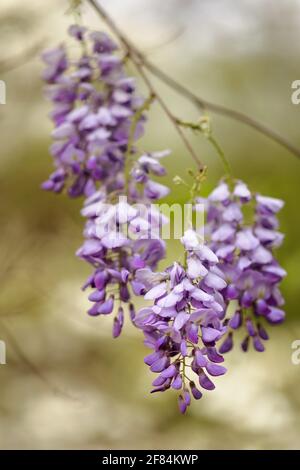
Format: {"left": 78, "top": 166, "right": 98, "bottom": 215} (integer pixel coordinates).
{"left": 124, "top": 93, "right": 155, "bottom": 192}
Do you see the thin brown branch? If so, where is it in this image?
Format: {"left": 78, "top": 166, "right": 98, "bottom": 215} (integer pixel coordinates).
{"left": 87, "top": 0, "right": 300, "bottom": 161}
{"left": 132, "top": 56, "right": 203, "bottom": 169}
{"left": 141, "top": 61, "right": 300, "bottom": 159}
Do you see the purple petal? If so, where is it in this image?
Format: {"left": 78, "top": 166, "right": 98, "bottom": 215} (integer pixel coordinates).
{"left": 198, "top": 245, "right": 219, "bottom": 264}
{"left": 173, "top": 312, "right": 189, "bottom": 331}
{"left": 78, "top": 239, "right": 103, "bottom": 257}
{"left": 144, "top": 282, "right": 167, "bottom": 300}
{"left": 97, "top": 296, "right": 114, "bottom": 315}
{"left": 246, "top": 318, "right": 256, "bottom": 337}
{"left": 187, "top": 257, "right": 208, "bottom": 279}
{"left": 266, "top": 307, "right": 285, "bottom": 324}
{"left": 131, "top": 280, "right": 146, "bottom": 296}
{"left": 129, "top": 303, "right": 136, "bottom": 322}
{"left": 225, "top": 284, "right": 239, "bottom": 300}
{"left": 206, "top": 362, "right": 227, "bottom": 376}
{"left": 67, "top": 105, "right": 89, "bottom": 122}
{"left": 121, "top": 269, "right": 130, "bottom": 283}
{"left": 181, "top": 229, "right": 200, "bottom": 250}
{"left": 150, "top": 384, "right": 170, "bottom": 393}
{"left": 157, "top": 291, "right": 182, "bottom": 308}
{"left": 113, "top": 317, "right": 122, "bottom": 338}
{"left": 241, "top": 336, "right": 249, "bottom": 352}
{"left": 201, "top": 326, "right": 222, "bottom": 343}
{"left": 253, "top": 335, "right": 265, "bottom": 352}
{"left": 134, "top": 307, "right": 156, "bottom": 328}
{"left": 152, "top": 375, "right": 167, "bottom": 387}
{"left": 199, "top": 371, "right": 215, "bottom": 390}
{"left": 257, "top": 323, "right": 269, "bottom": 340}
{"left": 190, "top": 382, "right": 202, "bottom": 400}
{"left": 183, "top": 389, "right": 191, "bottom": 406}
{"left": 204, "top": 272, "right": 227, "bottom": 290}
{"left": 233, "top": 181, "right": 251, "bottom": 201}
{"left": 88, "top": 289, "right": 106, "bottom": 302}
{"left": 101, "top": 232, "right": 129, "bottom": 249}
{"left": 150, "top": 356, "right": 169, "bottom": 373}
{"left": 256, "top": 195, "right": 284, "bottom": 214}
{"left": 262, "top": 265, "right": 287, "bottom": 282}
{"left": 241, "top": 291, "right": 253, "bottom": 308}
{"left": 256, "top": 299, "right": 270, "bottom": 315}
{"left": 219, "top": 333, "right": 233, "bottom": 353}
{"left": 144, "top": 180, "right": 170, "bottom": 200}
{"left": 161, "top": 364, "right": 178, "bottom": 378}
{"left": 120, "top": 284, "right": 130, "bottom": 302}
{"left": 251, "top": 245, "right": 273, "bottom": 264}
{"left": 236, "top": 229, "right": 259, "bottom": 251}
{"left": 180, "top": 340, "right": 188, "bottom": 356}
{"left": 195, "top": 350, "right": 207, "bottom": 367}
{"left": 209, "top": 182, "right": 230, "bottom": 202}
{"left": 172, "top": 374, "right": 183, "bottom": 390}
{"left": 51, "top": 122, "right": 75, "bottom": 139}
{"left": 254, "top": 226, "right": 284, "bottom": 246}
{"left": 187, "top": 323, "right": 199, "bottom": 344}
{"left": 206, "top": 347, "right": 224, "bottom": 363}
{"left": 191, "top": 288, "right": 213, "bottom": 303}
{"left": 144, "top": 351, "right": 163, "bottom": 366}
{"left": 178, "top": 394, "right": 187, "bottom": 414}
{"left": 211, "top": 223, "right": 235, "bottom": 242}
{"left": 223, "top": 203, "right": 243, "bottom": 222}
{"left": 94, "top": 271, "right": 109, "bottom": 290}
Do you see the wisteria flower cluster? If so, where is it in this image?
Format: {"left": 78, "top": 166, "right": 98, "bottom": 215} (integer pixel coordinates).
{"left": 42, "top": 24, "right": 147, "bottom": 197}
{"left": 134, "top": 229, "right": 227, "bottom": 413}
{"left": 77, "top": 189, "right": 168, "bottom": 336}
{"left": 202, "top": 180, "right": 286, "bottom": 354}
{"left": 41, "top": 24, "right": 286, "bottom": 414}
{"left": 41, "top": 25, "right": 171, "bottom": 334}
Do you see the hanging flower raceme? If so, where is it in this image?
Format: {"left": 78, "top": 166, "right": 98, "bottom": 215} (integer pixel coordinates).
{"left": 202, "top": 180, "right": 286, "bottom": 353}
{"left": 134, "top": 229, "right": 228, "bottom": 413}
{"left": 76, "top": 148, "right": 170, "bottom": 337}
{"left": 41, "top": 25, "right": 146, "bottom": 197}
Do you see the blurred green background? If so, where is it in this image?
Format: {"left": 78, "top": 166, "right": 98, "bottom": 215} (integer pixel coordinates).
{"left": 0, "top": 0, "right": 300, "bottom": 450}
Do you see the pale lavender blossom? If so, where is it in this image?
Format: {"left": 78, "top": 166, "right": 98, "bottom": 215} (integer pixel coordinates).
{"left": 135, "top": 229, "right": 227, "bottom": 413}
{"left": 202, "top": 180, "right": 286, "bottom": 353}
{"left": 42, "top": 26, "right": 170, "bottom": 336}
{"left": 41, "top": 26, "right": 147, "bottom": 198}
{"left": 76, "top": 154, "right": 169, "bottom": 335}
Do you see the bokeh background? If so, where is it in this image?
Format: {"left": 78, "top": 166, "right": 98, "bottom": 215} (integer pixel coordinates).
{"left": 0, "top": 0, "right": 300, "bottom": 450}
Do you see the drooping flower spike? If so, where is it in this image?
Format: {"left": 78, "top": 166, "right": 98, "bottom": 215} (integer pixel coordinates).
{"left": 41, "top": 25, "right": 147, "bottom": 197}
{"left": 77, "top": 187, "right": 169, "bottom": 336}
{"left": 135, "top": 229, "right": 228, "bottom": 413}
{"left": 42, "top": 25, "right": 171, "bottom": 336}
{"left": 201, "top": 180, "right": 286, "bottom": 353}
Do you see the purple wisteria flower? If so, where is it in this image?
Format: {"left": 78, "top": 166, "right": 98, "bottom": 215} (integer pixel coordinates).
{"left": 42, "top": 26, "right": 171, "bottom": 337}
{"left": 201, "top": 180, "right": 286, "bottom": 353}
{"left": 134, "top": 229, "right": 228, "bottom": 413}
{"left": 76, "top": 149, "right": 170, "bottom": 336}
{"left": 41, "top": 25, "right": 147, "bottom": 197}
